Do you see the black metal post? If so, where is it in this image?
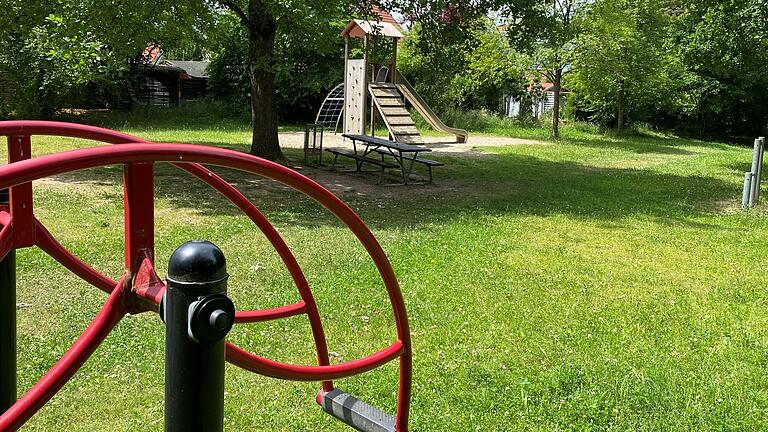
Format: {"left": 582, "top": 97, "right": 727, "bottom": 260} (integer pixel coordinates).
{"left": 163, "top": 240, "right": 235, "bottom": 432}
{"left": 0, "top": 188, "right": 15, "bottom": 414}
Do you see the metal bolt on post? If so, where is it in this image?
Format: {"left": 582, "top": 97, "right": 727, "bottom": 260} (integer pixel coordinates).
{"left": 163, "top": 240, "right": 235, "bottom": 432}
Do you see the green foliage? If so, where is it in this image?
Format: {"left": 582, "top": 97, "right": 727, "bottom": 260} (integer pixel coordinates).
{"left": 399, "top": 20, "right": 526, "bottom": 113}
{"left": 671, "top": 0, "right": 768, "bottom": 135}
{"left": 568, "top": 0, "right": 673, "bottom": 127}
{"left": 207, "top": 6, "right": 347, "bottom": 121}
{"left": 452, "top": 21, "right": 527, "bottom": 111}
{"left": 206, "top": 16, "right": 250, "bottom": 114}
{"left": 0, "top": 2, "right": 109, "bottom": 115}
{"left": 502, "top": 0, "right": 583, "bottom": 56}
{"left": 0, "top": 0, "right": 213, "bottom": 117}
{"left": 396, "top": 23, "right": 464, "bottom": 111}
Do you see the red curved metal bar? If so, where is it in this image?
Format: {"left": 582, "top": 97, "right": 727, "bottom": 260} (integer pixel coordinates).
{"left": 0, "top": 143, "right": 413, "bottom": 428}
{"left": 0, "top": 128, "right": 412, "bottom": 430}
{"left": 0, "top": 211, "right": 14, "bottom": 261}
{"left": 0, "top": 277, "right": 128, "bottom": 431}
{"left": 0, "top": 145, "right": 411, "bottom": 348}
{"left": 0, "top": 121, "right": 336, "bottom": 391}
{"left": 178, "top": 163, "right": 334, "bottom": 391}
{"left": 235, "top": 301, "right": 307, "bottom": 323}
{"left": 0, "top": 143, "right": 413, "bottom": 346}
{"left": 0, "top": 121, "right": 145, "bottom": 145}
{"left": 33, "top": 218, "right": 117, "bottom": 293}
{"left": 226, "top": 340, "right": 404, "bottom": 381}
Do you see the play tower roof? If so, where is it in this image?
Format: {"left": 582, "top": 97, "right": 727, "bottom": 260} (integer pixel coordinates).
{"left": 340, "top": 19, "right": 404, "bottom": 39}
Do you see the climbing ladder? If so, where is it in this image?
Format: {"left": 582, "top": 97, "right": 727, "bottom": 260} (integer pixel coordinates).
{"left": 369, "top": 82, "right": 423, "bottom": 144}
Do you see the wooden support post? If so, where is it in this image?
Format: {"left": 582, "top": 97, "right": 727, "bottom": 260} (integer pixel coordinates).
{"left": 370, "top": 64, "right": 376, "bottom": 136}
{"left": 364, "top": 35, "right": 374, "bottom": 137}
{"left": 391, "top": 38, "right": 398, "bottom": 84}
{"left": 343, "top": 37, "right": 349, "bottom": 138}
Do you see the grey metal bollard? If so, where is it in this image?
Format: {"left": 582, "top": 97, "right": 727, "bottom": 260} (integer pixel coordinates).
{"left": 743, "top": 172, "right": 753, "bottom": 209}
{"left": 757, "top": 137, "right": 766, "bottom": 202}
{"left": 750, "top": 139, "right": 762, "bottom": 206}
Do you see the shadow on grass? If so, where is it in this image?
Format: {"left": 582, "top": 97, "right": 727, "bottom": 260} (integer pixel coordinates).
{"left": 726, "top": 162, "right": 754, "bottom": 174}
{"left": 561, "top": 135, "right": 709, "bottom": 156}
{"left": 45, "top": 142, "right": 737, "bottom": 231}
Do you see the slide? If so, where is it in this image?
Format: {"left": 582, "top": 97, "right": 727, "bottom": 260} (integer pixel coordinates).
{"left": 395, "top": 74, "right": 468, "bottom": 143}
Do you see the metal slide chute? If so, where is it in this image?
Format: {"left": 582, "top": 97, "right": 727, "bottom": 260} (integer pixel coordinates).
{"left": 395, "top": 74, "right": 468, "bottom": 143}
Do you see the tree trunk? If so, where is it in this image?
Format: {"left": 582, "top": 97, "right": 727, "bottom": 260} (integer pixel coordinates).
{"left": 519, "top": 95, "right": 534, "bottom": 122}
{"left": 247, "top": 2, "right": 283, "bottom": 161}
{"left": 551, "top": 68, "right": 562, "bottom": 138}
{"left": 617, "top": 78, "right": 625, "bottom": 130}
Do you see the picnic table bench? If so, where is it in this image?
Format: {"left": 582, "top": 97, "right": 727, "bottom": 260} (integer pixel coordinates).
{"left": 325, "top": 147, "right": 399, "bottom": 176}
{"left": 326, "top": 134, "right": 444, "bottom": 184}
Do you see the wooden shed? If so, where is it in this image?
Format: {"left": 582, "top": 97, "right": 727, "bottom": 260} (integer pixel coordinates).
{"left": 138, "top": 60, "right": 210, "bottom": 107}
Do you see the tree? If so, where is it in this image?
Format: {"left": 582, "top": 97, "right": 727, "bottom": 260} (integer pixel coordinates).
{"left": 0, "top": 0, "right": 211, "bottom": 116}
{"left": 569, "top": 0, "right": 670, "bottom": 129}
{"left": 501, "top": 0, "right": 585, "bottom": 137}
{"left": 452, "top": 20, "right": 526, "bottom": 112}
{"left": 671, "top": 0, "right": 768, "bottom": 135}
{"left": 398, "top": 19, "right": 525, "bottom": 113}
{"left": 215, "top": 0, "right": 350, "bottom": 160}
{"left": 207, "top": 9, "right": 347, "bottom": 122}
{"left": 396, "top": 21, "right": 475, "bottom": 112}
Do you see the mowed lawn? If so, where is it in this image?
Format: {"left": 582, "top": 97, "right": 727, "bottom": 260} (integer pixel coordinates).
{"left": 6, "top": 119, "right": 768, "bottom": 431}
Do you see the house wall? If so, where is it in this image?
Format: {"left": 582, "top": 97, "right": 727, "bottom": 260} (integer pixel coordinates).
{"left": 504, "top": 95, "right": 520, "bottom": 117}
{"left": 180, "top": 79, "right": 207, "bottom": 103}
{"left": 504, "top": 91, "right": 562, "bottom": 119}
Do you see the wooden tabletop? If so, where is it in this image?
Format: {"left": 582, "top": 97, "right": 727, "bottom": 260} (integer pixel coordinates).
{"left": 343, "top": 134, "right": 431, "bottom": 153}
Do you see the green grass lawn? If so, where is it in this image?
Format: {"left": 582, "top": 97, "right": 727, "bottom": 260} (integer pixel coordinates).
{"left": 6, "top": 115, "right": 768, "bottom": 431}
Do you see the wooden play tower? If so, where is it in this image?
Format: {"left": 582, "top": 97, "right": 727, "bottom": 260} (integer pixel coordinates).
{"left": 340, "top": 12, "right": 468, "bottom": 144}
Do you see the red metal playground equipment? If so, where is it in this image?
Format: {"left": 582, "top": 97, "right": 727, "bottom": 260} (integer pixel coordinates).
{"left": 0, "top": 121, "right": 412, "bottom": 431}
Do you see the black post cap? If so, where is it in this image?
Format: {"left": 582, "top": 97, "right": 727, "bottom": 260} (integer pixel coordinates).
{"left": 167, "top": 240, "right": 228, "bottom": 287}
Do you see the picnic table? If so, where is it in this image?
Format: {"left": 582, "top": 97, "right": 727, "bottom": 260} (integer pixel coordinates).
{"left": 325, "top": 134, "right": 444, "bottom": 184}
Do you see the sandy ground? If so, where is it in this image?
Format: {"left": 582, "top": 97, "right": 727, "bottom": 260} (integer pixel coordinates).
{"left": 277, "top": 131, "right": 545, "bottom": 155}
{"left": 276, "top": 131, "right": 546, "bottom": 194}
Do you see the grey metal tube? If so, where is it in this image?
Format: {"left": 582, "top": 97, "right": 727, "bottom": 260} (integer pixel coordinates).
{"left": 756, "top": 137, "right": 765, "bottom": 201}
{"left": 743, "top": 172, "right": 753, "bottom": 209}
{"left": 750, "top": 139, "right": 761, "bottom": 205}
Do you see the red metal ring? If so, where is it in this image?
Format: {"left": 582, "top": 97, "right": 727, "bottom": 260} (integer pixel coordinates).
{"left": 0, "top": 133, "right": 413, "bottom": 430}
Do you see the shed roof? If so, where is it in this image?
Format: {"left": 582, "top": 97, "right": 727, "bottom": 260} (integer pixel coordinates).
{"left": 340, "top": 19, "right": 404, "bottom": 39}
{"left": 164, "top": 60, "right": 210, "bottom": 79}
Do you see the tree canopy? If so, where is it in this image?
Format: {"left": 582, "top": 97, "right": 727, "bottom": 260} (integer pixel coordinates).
{"left": 0, "top": 0, "right": 211, "bottom": 116}
{"left": 1, "top": 0, "right": 767, "bottom": 139}
{"left": 568, "top": 0, "right": 671, "bottom": 129}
